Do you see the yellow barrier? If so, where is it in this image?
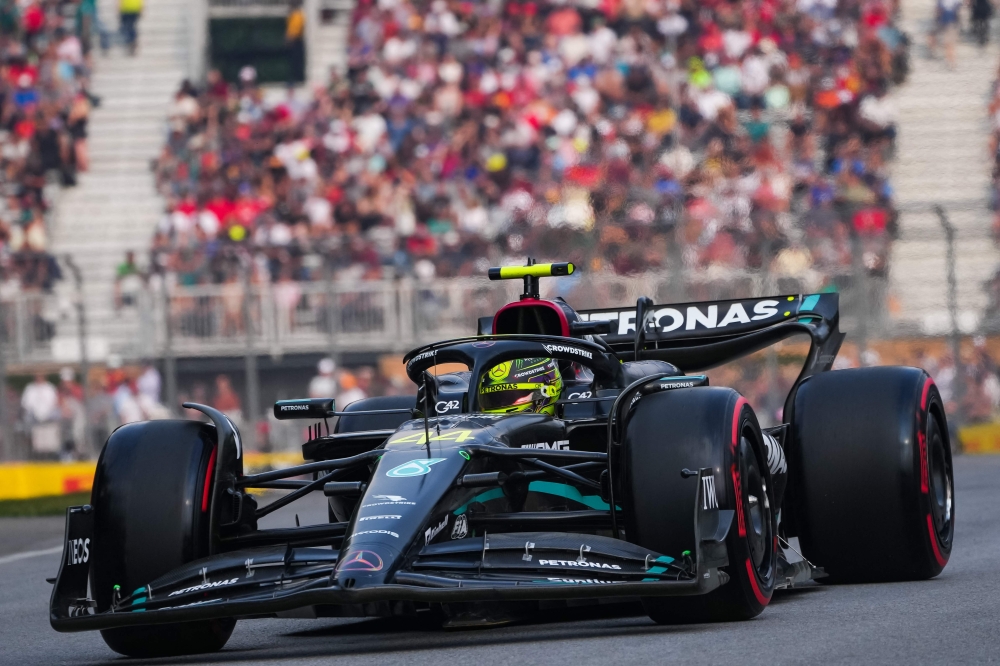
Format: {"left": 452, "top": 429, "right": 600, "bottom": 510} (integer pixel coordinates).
{"left": 0, "top": 452, "right": 309, "bottom": 501}
{"left": 0, "top": 462, "right": 97, "bottom": 500}
{"left": 243, "top": 452, "right": 305, "bottom": 470}
{"left": 958, "top": 422, "right": 1000, "bottom": 454}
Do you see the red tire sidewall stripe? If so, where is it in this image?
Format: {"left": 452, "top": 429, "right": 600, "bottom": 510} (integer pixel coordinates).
{"left": 920, "top": 377, "right": 948, "bottom": 567}
{"left": 731, "top": 397, "right": 748, "bottom": 538}
{"left": 202, "top": 445, "right": 217, "bottom": 512}
{"left": 733, "top": 396, "right": 769, "bottom": 605}
{"left": 745, "top": 557, "right": 770, "bottom": 605}
{"left": 731, "top": 397, "right": 748, "bottom": 453}
{"left": 920, "top": 377, "right": 932, "bottom": 411}
{"left": 926, "top": 514, "right": 948, "bottom": 567}
{"left": 918, "top": 378, "right": 932, "bottom": 494}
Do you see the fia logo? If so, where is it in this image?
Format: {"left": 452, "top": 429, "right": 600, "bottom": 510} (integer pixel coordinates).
{"left": 386, "top": 458, "right": 446, "bottom": 477}
{"left": 702, "top": 475, "right": 719, "bottom": 510}
{"left": 451, "top": 514, "right": 469, "bottom": 539}
{"left": 66, "top": 538, "right": 90, "bottom": 565}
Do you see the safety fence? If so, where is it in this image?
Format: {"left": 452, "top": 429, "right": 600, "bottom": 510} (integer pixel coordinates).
{"left": 125, "top": 269, "right": 879, "bottom": 359}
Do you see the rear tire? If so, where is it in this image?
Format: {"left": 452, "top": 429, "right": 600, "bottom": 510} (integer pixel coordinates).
{"left": 622, "top": 388, "right": 777, "bottom": 623}
{"left": 91, "top": 420, "right": 236, "bottom": 657}
{"left": 789, "top": 367, "right": 954, "bottom": 582}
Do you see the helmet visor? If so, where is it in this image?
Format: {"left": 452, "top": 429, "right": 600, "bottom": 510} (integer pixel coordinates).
{"left": 479, "top": 383, "right": 549, "bottom": 413}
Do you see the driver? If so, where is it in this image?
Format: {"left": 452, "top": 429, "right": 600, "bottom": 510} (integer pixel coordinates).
{"left": 478, "top": 358, "right": 563, "bottom": 415}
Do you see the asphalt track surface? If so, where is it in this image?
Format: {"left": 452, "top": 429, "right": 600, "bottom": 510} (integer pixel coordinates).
{"left": 2, "top": 455, "right": 998, "bottom": 666}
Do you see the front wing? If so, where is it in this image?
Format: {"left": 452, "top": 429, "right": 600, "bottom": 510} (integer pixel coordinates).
{"left": 52, "top": 471, "right": 731, "bottom": 631}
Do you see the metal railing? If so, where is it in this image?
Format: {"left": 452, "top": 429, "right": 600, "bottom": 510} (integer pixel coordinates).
{"left": 133, "top": 269, "right": 870, "bottom": 358}
{"left": 0, "top": 293, "right": 63, "bottom": 365}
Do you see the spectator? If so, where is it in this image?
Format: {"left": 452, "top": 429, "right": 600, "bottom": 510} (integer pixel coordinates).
{"left": 119, "top": 0, "right": 142, "bottom": 55}
{"left": 22, "top": 372, "right": 58, "bottom": 454}
{"left": 973, "top": 0, "right": 994, "bottom": 47}
{"left": 212, "top": 374, "right": 242, "bottom": 423}
{"left": 136, "top": 362, "right": 161, "bottom": 404}
{"left": 286, "top": 0, "right": 305, "bottom": 82}
{"left": 22, "top": 371, "right": 57, "bottom": 423}
{"left": 111, "top": 372, "right": 143, "bottom": 424}
{"left": 336, "top": 371, "right": 365, "bottom": 408}
{"left": 115, "top": 251, "right": 143, "bottom": 308}
{"left": 930, "top": 0, "right": 961, "bottom": 69}
{"left": 308, "top": 357, "right": 337, "bottom": 399}
{"left": 58, "top": 367, "right": 86, "bottom": 458}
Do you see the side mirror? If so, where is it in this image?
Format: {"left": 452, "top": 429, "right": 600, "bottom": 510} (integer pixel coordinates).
{"left": 273, "top": 398, "right": 335, "bottom": 420}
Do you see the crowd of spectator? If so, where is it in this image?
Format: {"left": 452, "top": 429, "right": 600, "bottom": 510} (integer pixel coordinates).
{"left": 711, "top": 338, "right": 1000, "bottom": 430}
{"left": 0, "top": 0, "right": 96, "bottom": 294}
{"left": 15, "top": 336, "right": 1000, "bottom": 459}
{"left": 985, "top": 58, "right": 1000, "bottom": 326}
{"left": 149, "top": 0, "right": 906, "bottom": 292}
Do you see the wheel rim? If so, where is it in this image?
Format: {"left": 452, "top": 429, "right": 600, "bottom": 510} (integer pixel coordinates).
{"left": 927, "top": 414, "right": 953, "bottom": 547}
{"left": 739, "top": 433, "right": 772, "bottom": 574}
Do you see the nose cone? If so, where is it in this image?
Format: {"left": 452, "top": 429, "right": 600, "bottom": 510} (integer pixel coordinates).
{"left": 335, "top": 447, "right": 472, "bottom": 587}
{"left": 335, "top": 543, "right": 401, "bottom": 587}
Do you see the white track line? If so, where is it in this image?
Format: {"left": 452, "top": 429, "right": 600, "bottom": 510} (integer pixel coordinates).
{"left": 0, "top": 545, "right": 62, "bottom": 566}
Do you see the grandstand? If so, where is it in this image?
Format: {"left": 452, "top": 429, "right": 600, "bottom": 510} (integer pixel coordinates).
{"left": 888, "top": 0, "right": 1000, "bottom": 336}
{"left": 48, "top": 0, "right": 190, "bottom": 360}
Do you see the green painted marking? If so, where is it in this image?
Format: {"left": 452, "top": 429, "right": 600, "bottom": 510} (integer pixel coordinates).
{"left": 459, "top": 450, "right": 470, "bottom": 461}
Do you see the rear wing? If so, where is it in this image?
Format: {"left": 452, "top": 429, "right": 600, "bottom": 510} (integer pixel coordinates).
{"left": 577, "top": 293, "right": 838, "bottom": 345}
{"left": 578, "top": 293, "right": 844, "bottom": 419}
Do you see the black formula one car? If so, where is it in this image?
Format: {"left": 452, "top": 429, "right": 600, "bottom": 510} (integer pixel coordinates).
{"left": 50, "top": 262, "right": 955, "bottom": 657}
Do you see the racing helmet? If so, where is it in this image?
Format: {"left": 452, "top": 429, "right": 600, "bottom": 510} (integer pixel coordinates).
{"left": 478, "top": 358, "right": 563, "bottom": 415}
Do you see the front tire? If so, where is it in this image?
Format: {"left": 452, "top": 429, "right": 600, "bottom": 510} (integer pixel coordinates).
{"left": 91, "top": 420, "right": 236, "bottom": 657}
{"left": 622, "top": 387, "right": 777, "bottom": 623}
{"left": 789, "top": 367, "right": 954, "bottom": 582}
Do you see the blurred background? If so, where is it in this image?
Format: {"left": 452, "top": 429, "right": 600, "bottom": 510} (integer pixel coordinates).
{"left": 1, "top": 0, "right": 999, "bottom": 487}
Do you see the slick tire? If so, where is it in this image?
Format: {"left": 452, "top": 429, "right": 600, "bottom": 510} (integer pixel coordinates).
{"left": 789, "top": 367, "right": 954, "bottom": 583}
{"left": 622, "top": 388, "right": 777, "bottom": 623}
{"left": 91, "top": 420, "right": 236, "bottom": 657}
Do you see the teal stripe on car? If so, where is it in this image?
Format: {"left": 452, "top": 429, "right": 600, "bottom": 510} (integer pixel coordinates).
{"left": 454, "top": 481, "right": 615, "bottom": 514}
{"left": 801, "top": 294, "right": 820, "bottom": 311}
